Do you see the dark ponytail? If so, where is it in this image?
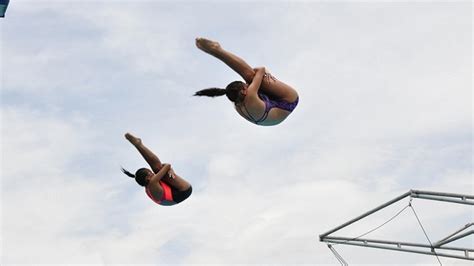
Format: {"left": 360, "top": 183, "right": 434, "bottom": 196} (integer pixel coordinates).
{"left": 194, "top": 87, "right": 226, "bottom": 97}
{"left": 121, "top": 167, "right": 135, "bottom": 178}
{"left": 194, "top": 81, "right": 246, "bottom": 103}
{"left": 121, "top": 167, "right": 150, "bottom": 187}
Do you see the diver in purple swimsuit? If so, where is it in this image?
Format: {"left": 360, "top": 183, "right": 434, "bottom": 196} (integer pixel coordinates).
{"left": 194, "top": 37, "right": 299, "bottom": 126}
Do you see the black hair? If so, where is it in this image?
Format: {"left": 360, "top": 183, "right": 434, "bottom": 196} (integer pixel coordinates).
{"left": 194, "top": 81, "right": 246, "bottom": 103}
{"left": 121, "top": 167, "right": 150, "bottom": 187}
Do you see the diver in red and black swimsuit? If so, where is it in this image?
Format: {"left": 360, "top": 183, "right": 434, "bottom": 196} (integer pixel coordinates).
{"left": 121, "top": 133, "right": 192, "bottom": 206}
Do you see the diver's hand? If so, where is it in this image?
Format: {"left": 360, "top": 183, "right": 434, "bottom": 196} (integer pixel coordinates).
{"left": 168, "top": 167, "right": 177, "bottom": 179}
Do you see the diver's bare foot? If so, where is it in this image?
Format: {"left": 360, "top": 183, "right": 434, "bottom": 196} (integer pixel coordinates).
{"left": 125, "top": 132, "right": 142, "bottom": 146}
{"left": 195, "top": 37, "right": 221, "bottom": 54}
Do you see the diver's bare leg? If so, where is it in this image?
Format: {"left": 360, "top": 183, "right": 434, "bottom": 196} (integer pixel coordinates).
{"left": 126, "top": 133, "right": 163, "bottom": 173}
{"left": 196, "top": 38, "right": 298, "bottom": 101}
{"left": 161, "top": 172, "right": 191, "bottom": 191}
{"left": 260, "top": 74, "right": 299, "bottom": 102}
{"left": 196, "top": 37, "right": 255, "bottom": 83}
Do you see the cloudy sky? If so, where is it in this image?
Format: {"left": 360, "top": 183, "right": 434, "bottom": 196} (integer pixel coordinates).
{"left": 1, "top": 0, "right": 472, "bottom": 265}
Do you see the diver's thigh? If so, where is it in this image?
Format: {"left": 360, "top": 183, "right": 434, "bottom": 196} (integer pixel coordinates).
{"left": 260, "top": 74, "right": 298, "bottom": 102}
{"left": 162, "top": 174, "right": 191, "bottom": 191}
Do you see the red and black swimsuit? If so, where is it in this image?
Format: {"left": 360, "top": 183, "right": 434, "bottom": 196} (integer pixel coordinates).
{"left": 145, "top": 181, "right": 192, "bottom": 206}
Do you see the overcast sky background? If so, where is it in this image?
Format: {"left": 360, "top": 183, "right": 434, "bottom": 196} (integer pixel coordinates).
{"left": 1, "top": 0, "right": 472, "bottom": 265}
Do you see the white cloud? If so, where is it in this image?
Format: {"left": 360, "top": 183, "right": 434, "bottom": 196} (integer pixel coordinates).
{"left": 1, "top": 107, "right": 108, "bottom": 263}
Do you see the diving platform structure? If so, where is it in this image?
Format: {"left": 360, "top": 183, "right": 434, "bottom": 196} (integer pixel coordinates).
{"left": 319, "top": 190, "right": 473, "bottom": 264}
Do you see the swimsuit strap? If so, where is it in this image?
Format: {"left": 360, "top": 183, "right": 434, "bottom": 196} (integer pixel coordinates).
{"left": 238, "top": 103, "right": 269, "bottom": 124}
{"left": 237, "top": 93, "right": 271, "bottom": 124}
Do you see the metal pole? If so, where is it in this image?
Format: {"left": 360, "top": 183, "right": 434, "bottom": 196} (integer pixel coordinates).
{"left": 411, "top": 190, "right": 474, "bottom": 200}
{"left": 324, "top": 239, "right": 473, "bottom": 261}
{"left": 323, "top": 236, "right": 474, "bottom": 252}
{"left": 411, "top": 194, "right": 474, "bottom": 205}
{"left": 434, "top": 223, "right": 473, "bottom": 247}
{"left": 434, "top": 231, "right": 474, "bottom": 248}
{"left": 319, "top": 191, "right": 411, "bottom": 239}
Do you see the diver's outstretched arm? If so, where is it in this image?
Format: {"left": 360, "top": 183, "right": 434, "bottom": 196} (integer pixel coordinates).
{"left": 125, "top": 132, "right": 163, "bottom": 173}
{"left": 196, "top": 37, "right": 255, "bottom": 84}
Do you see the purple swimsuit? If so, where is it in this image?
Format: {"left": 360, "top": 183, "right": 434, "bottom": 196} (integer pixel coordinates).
{"left": 240, "top": 92, "right": 299, "bottom": 124}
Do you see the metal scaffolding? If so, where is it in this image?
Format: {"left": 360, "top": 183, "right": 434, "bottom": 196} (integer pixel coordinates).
{"left": 319, "top": 190, "right": 473, "bottom": 263}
